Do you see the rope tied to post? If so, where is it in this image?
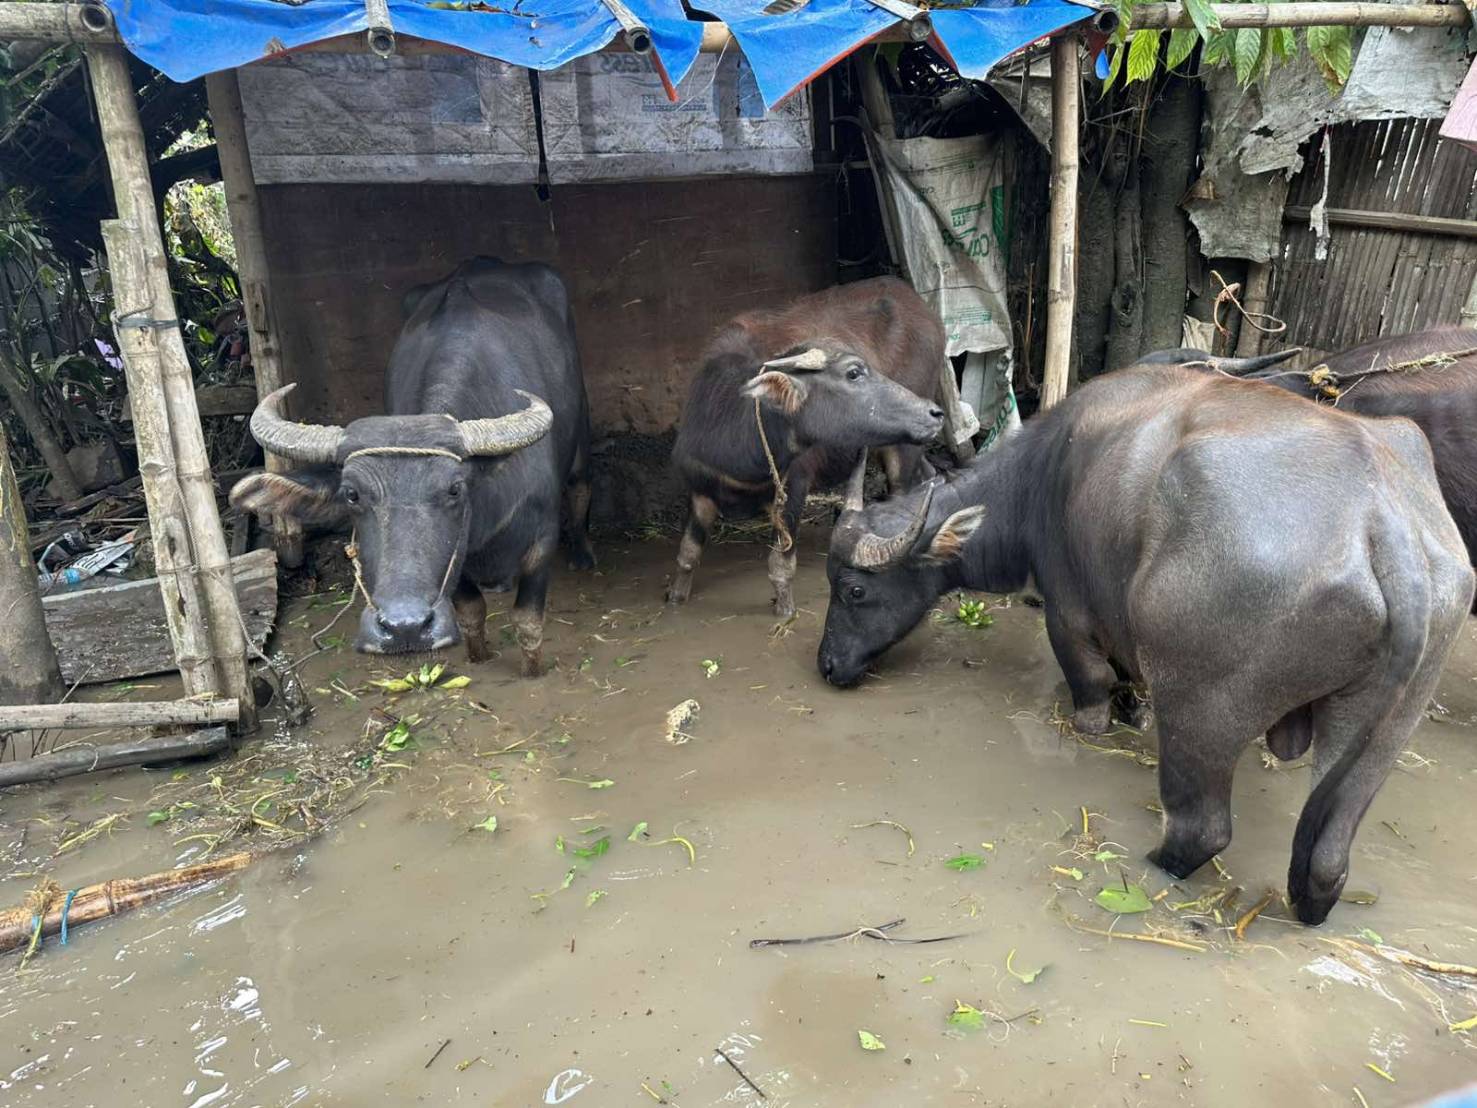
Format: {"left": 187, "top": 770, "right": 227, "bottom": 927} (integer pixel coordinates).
{"left": 1210, "top": 270, "right": 1286, "bottom": 340}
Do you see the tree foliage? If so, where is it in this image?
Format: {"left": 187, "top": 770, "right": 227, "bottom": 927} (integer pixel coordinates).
{"left": 1104, "top": 0, "right": 1358, "bottom": 92}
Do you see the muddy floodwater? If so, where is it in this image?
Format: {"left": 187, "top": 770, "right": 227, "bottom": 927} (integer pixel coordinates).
{"left": 2, "top": 528, "right": 1476, "bottom": 1107}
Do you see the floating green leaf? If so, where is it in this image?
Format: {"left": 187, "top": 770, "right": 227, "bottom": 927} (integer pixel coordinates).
{"left": 1006, "top": 949, "right": 1046, "bottom": 985}
{"left": 627, "top": 821, "right": 649, "bottom": 842}
{"left": 701, "top": 659, "right": 720, "bottom": 679}
{"left": 560, "top": 867, "right": 577, "bottom": 890}
{"left": 439, "top": 674, "right": 471, "bottom": 690}
{"left": 474, "top": 815, "right": 498, "bottom": 833}
{"left": 1356, "top": 927, "right": 1384, "bottom": 945}
{"left": 586, "top": 889, "right": 607, "bottom": 908}
{"left": 1095, "top": 882, "right": 1152, "bottom": 914}
{"left": 147, "top": 810, "right": 171, "bottom": 826}
{"left": 570, "top": 836, "right": 611, "bottom": 861}
{"left": 371, "top": 677, "right": 415, "bottom": 693}
{"left": 1092, "top": 848, "right": 1125, "bottom": 863}
{"left": 557, "top": 777, "right": 615, "bottom": 790}
{"left": 945, "top": 853, "right": 985, "bottom": 871}
{"left": 857, "top": 1029, "right": 886, "bottom": 1052}
{"left": 947, "top": 1002, "right": 986, "bottom": 1031}
{"left": 555, "top": 835, "right": 566, "bottom": 854}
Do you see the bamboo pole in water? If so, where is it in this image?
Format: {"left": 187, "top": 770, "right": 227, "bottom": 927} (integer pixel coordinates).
{"left": 100, "top": 221, "right": 218, "bottom": 701}
{"left": 0, "top": 853, "right": 251, "bottom": 955}
{"left": 87, "top": 46, "right": 256, "bottom": 732}
{"left": 1041, "top": 34, "right": 1080, "bottom": 411}
{"left": 205, "top": 69, "right": 304, "bottom": 569}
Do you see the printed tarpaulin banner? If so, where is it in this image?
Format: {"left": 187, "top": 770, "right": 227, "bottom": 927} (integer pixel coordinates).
{"left": 104, "top": 0, "right": 704, "bottom": 89}
{"left": 869, "top": 130, "right": 1013, "bottom": 358}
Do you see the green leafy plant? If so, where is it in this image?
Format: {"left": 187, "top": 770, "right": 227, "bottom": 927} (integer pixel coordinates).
{"left": 370, "top": 663, "right": 471, "bottom": 694}
{"left": 944, "top": 853, "right": 985, "bottom": 872}
{"left": 1095, "top": 881, "right": 1152, "bottom": 914}
{"left": 954, "top": 599, "right": 994, "bottom": 629}
{"left": 1104, "top": 0, "right": 1355, "bottom": 92}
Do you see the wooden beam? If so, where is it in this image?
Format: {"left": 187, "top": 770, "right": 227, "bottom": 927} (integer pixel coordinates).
{"left": 0, "top": 727, "right": 231, "bottom": 788}
{"left": 206, "top": 70, "right": 304, "bottom": 568}
{"left": 1130, "top": 2, "right": 1470, "bottom": 28}
{"left": 0, "top": 699, "right": 239, "bottom": 733}
{"left": 1284, "top": 205, "right": 1477, "bottom": 240}
{"left": 1041, "top": 34, "right": 1080, "bottom": 411}
{"left": 88, "top": 45, "right": 257, "bottom": 732}
{"left": 1233, "top": 262, "right": 1272, "bottom": 358}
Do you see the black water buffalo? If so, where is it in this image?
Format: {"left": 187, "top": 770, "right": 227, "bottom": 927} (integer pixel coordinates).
{"left": 816, "top": 360, "right": 1472, "bottom": 924}
{"left": 231, "top": 257, "right": 593, "bottom": 676}
{"left": 667, "top": 277, "right": 946, "bottom": 617}
{"left": 1218, "top": 328, "right": 1477, "bottom": 576}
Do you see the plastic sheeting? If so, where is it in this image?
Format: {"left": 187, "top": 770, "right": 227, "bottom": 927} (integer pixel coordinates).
{"left": 105, "top": 0, "right": 705, "bottom": 88}
{"left": 105, "top": 0, "right": 1093, "bottom": 109}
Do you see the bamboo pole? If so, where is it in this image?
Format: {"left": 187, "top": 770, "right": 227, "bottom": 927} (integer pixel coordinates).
{"left": 1130, "top": 2, "right": 1470, "bottom": 28}
{"left": 205, "top": 70, "right": 304, "bottom": 570}
{"left": 1233, "top": 262, "right": 1272, "bottom": 358}
{"left": 0, "top": 3, "right": 1462, "bottom": 46}
{"left": 1041, "top": 34, "right": 1080, "bottom": 411}
{"left": 0, "top": 727, "right": 231, "bottom": 788}
{"left": 0, "top": 422, "right": 63, "bottom": 704}
{"left": 100, "top": 221, "right": 218, "bottom": 700}
{"left": 0, "top": 852, "right": 251, "bottom": 955}
{"left": 0, "top": 698, "right": 239, "bottom": 732}
{"left": 87, "top": 46, "right": 256, "bottom": 732}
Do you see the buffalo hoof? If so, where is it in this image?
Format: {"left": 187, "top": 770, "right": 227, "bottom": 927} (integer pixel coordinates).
{"left": 568, "top": 542, "right": 597, "bottom": 572}
{"left": 465, "top": 640, "right": 491, "bottom": 665}
{"left": 1146, "top": 843, "right": 1203, "bottom": 881}
{"left": 521, "top": 655, "right": 544, "bottom": 678}
{"left": 1290, "top": 893, "right": 1335, "bottom": 926}
{"left": 772, "top": 596, "right": 795, "bottom": 620}
{"left": 666, "top": 573, "right": 692, "bottom": 605}
{"left": 1071, "top": 704, "right": 1112, "bottom": 736}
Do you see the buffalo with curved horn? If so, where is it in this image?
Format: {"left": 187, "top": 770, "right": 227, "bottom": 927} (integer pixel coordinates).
{"left": 817, "top": 352, "right": 1471, "bottom": 926}
{"left": 231, "top": 257, "right": 595, "bottom": 676}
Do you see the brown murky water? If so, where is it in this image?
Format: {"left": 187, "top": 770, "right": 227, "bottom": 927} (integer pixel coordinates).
{"left": 2, "top": 529, "right": 1475, "bottom": 1107}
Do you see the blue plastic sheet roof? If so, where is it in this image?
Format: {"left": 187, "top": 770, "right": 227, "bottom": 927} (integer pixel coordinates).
{"left": 104, "top": 0, "right": 1093, "bottom": 108}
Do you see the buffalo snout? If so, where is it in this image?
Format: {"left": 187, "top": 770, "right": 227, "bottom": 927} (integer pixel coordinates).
{"left": 909, "top": 406, "right": 946, "bottom": 444}
{"left": 817, "top": 638, "right": 867, "bottom": 688}
{"left": 357, "top": 598, "right": 460, "bottom": 654}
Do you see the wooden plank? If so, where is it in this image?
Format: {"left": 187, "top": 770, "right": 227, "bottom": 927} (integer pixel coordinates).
{"left": 0, "top": 701, "right": 238, "bottom": 733}
{"left": 122, "top": 384, "right": 258, "bottom": 422}
{"left": 1282, "top": 206, "right": 1477, "bottom": 240}
{"left": 41, "top": 549, "right": 277, "bottom": 686}
{"left": 0, "top": 729, "right": 232, "bottom": 789}
{"left": 1440, "top": 56, "right": 1477, "bottom": 154}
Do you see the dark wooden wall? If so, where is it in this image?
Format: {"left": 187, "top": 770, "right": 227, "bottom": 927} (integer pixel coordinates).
{"left": 256, "top": 176, "right": 838, "bottom": 435}
{"left": 1271, "top": 118, "right": 1477, "bottom": 353}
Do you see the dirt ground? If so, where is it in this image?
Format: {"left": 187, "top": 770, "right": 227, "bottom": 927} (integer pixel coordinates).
{"left": 1, "top": 527, "right": 1475, "bottom": 1107}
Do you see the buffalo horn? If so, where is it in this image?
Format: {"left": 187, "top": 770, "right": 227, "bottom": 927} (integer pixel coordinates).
{"left": 762, "top": 348, "right": 828, "bottom": 372}
{"left": 1211, "top": 348, "right": 1301, "bottom": 376}
{"left": 249, "top": 383, "right": 346, "bottom": 464}
{"left": 457, "top": 390, "right": 553, "bottom": 457}
{"left": 843, "top": 452, "right": 867, "bottom": 513}
{"left": 851, "top": 482, "right": 936, "bottom": 570}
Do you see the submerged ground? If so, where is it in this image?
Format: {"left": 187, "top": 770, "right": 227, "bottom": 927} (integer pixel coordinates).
{"left": 1, "top": 528, "right": 1474, "bottom": 1106}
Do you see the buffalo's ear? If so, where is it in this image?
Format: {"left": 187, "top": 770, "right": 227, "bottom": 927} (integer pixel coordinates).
{"left": 741, "top": 371, "right": 808, "bottom": 416}
{"left": 230, "top": 469, "right": 345, "bottom": 527}
{"left": 919, "top": 506, "right": 985, "bottom": 563}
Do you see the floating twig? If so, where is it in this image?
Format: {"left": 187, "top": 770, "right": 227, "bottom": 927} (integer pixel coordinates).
{"left": 1060, "top": 913, "right": 1207, "bottom": 953}
{"left": 425, "top": 1038, "right": 451, "bottom": 1069}
{"left": 1234, "top": 890, "right": 1277, "bottom": 940}
{"left": 852, "top": 819, "right": 915, "bottom": 859}
{"left": 750, "top": 918, "right": 967, "bottom": 949}
{"left": 715, "top": 1046, "right": 767, "bottom": 1100}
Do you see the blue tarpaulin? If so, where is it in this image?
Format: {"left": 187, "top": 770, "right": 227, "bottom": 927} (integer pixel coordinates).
{"left": 105, "top": 0, "right": 1093, "bottom": 108}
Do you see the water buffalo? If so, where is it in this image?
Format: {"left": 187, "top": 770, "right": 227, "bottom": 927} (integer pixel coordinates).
{"left": 231, "top": 257, "right": 594, "bottom": 677}
{"left": 666, "top": 277, "right": 946, "bottom": 617}
{"left": 1217, "top": 328, "right": 1477, "bottom": 577}
{"left": 816, "top": 360, "right": 1472, "bottom": 924}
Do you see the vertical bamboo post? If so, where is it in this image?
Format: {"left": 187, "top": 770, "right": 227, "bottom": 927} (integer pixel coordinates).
{"left": 205, "top": 69, "right": 303, "bottom": 569}
{"left": 87, "top": 45, "right": 255, "bottom": 729}
{"left": 1233, "top": 261, "right": 1272, "bottom": 357}
{"left": 1041, "top": 33, "right": 1081, "bottom": 411}
{"left": 0, "top": 421, "right": 64, "bottom": 704}
{"left": 100, "top": 220, "right": 218, "bottom": 700}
